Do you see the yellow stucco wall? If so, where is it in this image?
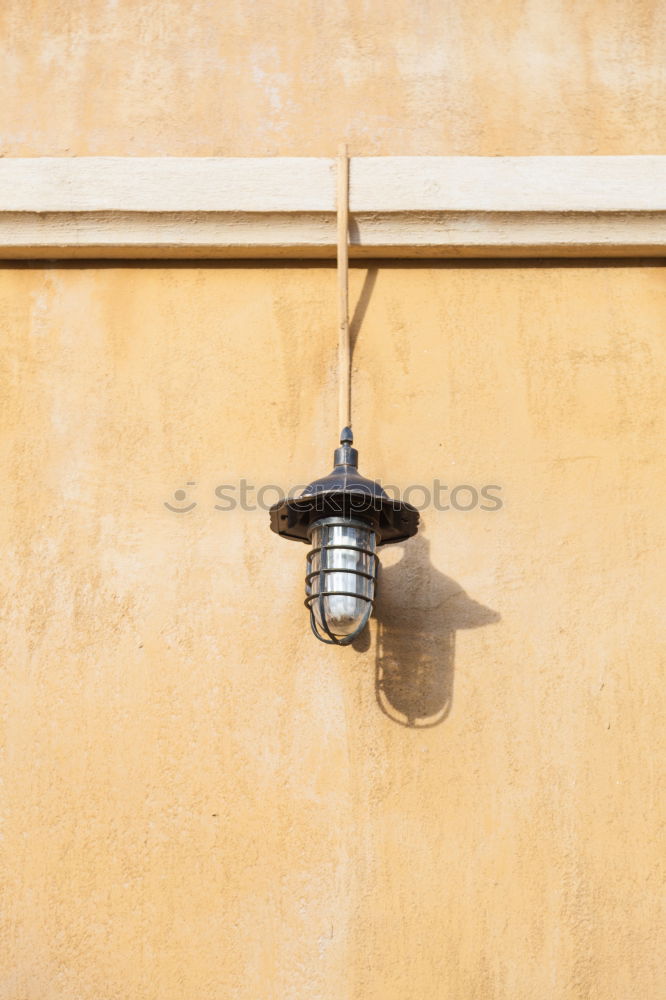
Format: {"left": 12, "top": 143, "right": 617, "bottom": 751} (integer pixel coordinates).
{"left": 1, "top": 0, "right": 665, "bottom": 156}
{"left": 1, "top": 2, "right": 665, "bottom": 998}
{"left": 1, "top": 263, "right": 664, "bottom": 998}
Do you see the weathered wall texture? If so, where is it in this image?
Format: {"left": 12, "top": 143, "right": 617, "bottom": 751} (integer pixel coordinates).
{"left": 1, "top": 0, "right": 665, "bottom": 156}
{"left": 1, "top": 263, "right": 664, "bottom": 998}
{"left": 1, "top": 1, "right": 665, "bottom": 998}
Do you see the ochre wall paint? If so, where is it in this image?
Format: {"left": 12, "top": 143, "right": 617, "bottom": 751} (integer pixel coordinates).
{"left": 2, "top": 1, "right": 666, "bottom": 996}
{"left": 1, "top": 263, "right": 664, "bottom": 998}
{"left": 1, "top": 0, "right": 665, "bottom": 156}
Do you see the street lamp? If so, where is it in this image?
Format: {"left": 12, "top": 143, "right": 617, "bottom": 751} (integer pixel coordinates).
{"left": 269, "top": 427, "right": 419, "bottom": 644}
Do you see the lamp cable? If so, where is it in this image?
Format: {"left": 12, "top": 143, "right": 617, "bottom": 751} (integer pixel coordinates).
{"left": 337, "top": 144, "right": 351, "bottom": 432}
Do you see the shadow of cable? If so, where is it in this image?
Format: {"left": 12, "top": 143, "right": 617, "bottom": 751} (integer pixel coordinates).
{"left": 371, "top": 534, "right": 500, "bottom": 728}
{"left": 349, "top": 266, "right": 378, "bottom": 356}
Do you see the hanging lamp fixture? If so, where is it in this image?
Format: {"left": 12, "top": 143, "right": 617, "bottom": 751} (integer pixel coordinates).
{"left": 269, "top": 146, "right": 419, "bottom": 645}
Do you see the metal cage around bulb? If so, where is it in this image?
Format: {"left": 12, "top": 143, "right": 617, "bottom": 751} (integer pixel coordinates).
{"left": 270, "top": 428, "right": 420, "bottom": 646}
{"left": 305, "top": 517, "right": 378, "bottom": 644}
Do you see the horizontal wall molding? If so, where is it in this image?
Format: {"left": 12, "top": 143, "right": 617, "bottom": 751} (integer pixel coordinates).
{"left": 1, "top": 156, "right": 665, "bottom": 259}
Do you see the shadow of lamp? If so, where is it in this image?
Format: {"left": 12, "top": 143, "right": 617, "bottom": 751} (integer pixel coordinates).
{"left": 374, "top": 534, "right": 500, "bottom": 727}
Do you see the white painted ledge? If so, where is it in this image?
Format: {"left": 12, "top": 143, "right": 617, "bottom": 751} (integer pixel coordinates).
{"left": 0, "top": 156, "right": 665, "bottom": 258}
